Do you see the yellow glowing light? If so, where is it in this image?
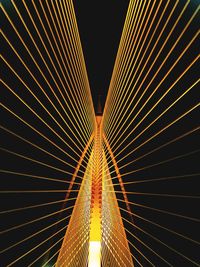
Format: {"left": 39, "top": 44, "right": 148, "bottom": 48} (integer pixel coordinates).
{"left": 88, "top": 241, "right": 101, "bottom": 267}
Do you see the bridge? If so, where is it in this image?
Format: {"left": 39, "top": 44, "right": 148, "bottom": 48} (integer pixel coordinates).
{"left": 0, "top": 0, "right": 199, "bottom": 266}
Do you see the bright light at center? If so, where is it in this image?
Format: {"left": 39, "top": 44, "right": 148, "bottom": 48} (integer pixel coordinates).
{"left": 88, "top": 241, "right": 101, "bottom": 267}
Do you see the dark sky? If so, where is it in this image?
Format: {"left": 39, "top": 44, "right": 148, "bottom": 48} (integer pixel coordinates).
{"left": 73, "top": 0, "right": 129, "bottom": 111}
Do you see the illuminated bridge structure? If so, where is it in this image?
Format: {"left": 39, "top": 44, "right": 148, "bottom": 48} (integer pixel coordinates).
{"left": 1, "top": 0, "right": 199, "bottom": 266}
{"left": 56, "top": 111, "right": 133, "bottom": 266}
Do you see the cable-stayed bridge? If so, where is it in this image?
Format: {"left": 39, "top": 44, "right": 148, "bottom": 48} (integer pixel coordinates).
{"left": 1, "top": 0, "right": 200, "bottom": 266}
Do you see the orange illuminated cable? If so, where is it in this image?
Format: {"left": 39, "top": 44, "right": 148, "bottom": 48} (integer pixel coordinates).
{"left": 101, "top": 236, "right": 127, "bottom": 267}
{"left": 40, "top": 0, "right": 91, "bottom": 126}
{"left": 0, "top": 198, "right": 90, "bottom": 235}
{"left": 0, "top": 190, "right": 80, "bottom": 194}
{"left": 1, "top": 2, "right": 198, "bottom": 264}
{"left": 0, "top": 169, "right": 82, "bottom": 188}
{"left": 37, "top": 221, "right": 89, "bottom": 267}
{"left": 102, "top": 218, "right": 133, "bottom": 262}
{"left": 1, "top": 124, "right": 94, "bottom": 183}
{"left": 103, "top": 216, "right": 159, "bottom": 267}
{"left": 0, "top": 195, "right": 88, "bottom": 240}
{"left": 104, "top": 1, "right": 163, "bottom": 135}
{"left": 106, "top": 9, "right": 199, "bottom": 147}
{"left": 30, "top": 234, "right": 64, "bottom": 267}
{"left": 25, "top": 0, "right": 93, "bottom": 139}
{"left": 42, "top": 171, "right": 92, "bottom": 262}
{"left": 37, "top": 0, "right": 92, "bottom": 138}
{"left": 61, "top": 228, "right": 89, "bottom": 264}
{"left": 102, "top": 141, "right": 133, "bottom": 222}
{"left": 59, "top": 235, "right": 88, "bottom": 266}
{"left": 0, "top": 125, "right": 88, "bottom": 176}
{"left": 0, "top": 147, "right": 82, "bottom": 178}
{"left": 104, "top": 0, "right": 140, "bottom": 117}
{"left": 1, "top": 39, "right": 88, "bottom": 156}
{"left": 61, "top": 0, "right": 91, "bottom": 110}
{"left": 103, "top": 100, "right": 199, "bottom": 175}
{"left": 102, "top": 0, "right": 134, "bottom": 116}
{"left": 59, "top": 225, "right": 89, "bottom": 266}
{"left": 103, "top": 0, "right": 141, "bottom": 126}
{"left": 106, "top": 0, "right": 154, "bottom": 125}
{"left": 104, "top": 0, "right": 153, "bottom": 131}
{"left": 102, "top": 213, "right": 135, "bottom": 266}
{"left": 51, "top": 0, "right": 94, "bottom": 131}
{"left": 110, "top": 0, "right": 155, "bottom": 101}
{"left": 0, "top": 103, "right": 81, "bottom": 169}
{"left": 56, "top": 230, "right": 90, "bottom": 267}
{"left": 56, "top": 127, "right": 101, "bottom": 265}
{"left": 120, "top": 225, "right": 172, "bottom": 267}
{"left": 8, "top": 212, "right": 90, "bottom": 266}
{"left": 104, "top": 127, "right": 200, "bottom": 181}
{"left": 110, "top": 72, "right": 199, "bottom": 161}
{"left": 62, "top": 236, "right": 89, "bottom": 267}
{"left": 102, "top": 0, "right": 135, "bottom": 122}
{"left": 102, "top": 225, "right": 137, "bottom": 266}
{"left": 104, "top": 1, "right": 178, "bottom": 137}
{"left": 2, "top": 2, "right": 92, "bottom": 147}
{"left": 59, "top": 230, "right": 89, "bottom": 267}
{"left": 12, "top": 1, "right": 93, "bottom": 156}
{"left": 106, "top": 1, "right": 195, "bottom": 141}
{"left": 64, "top": 133, "right": 94, "bottom": 202}
{"left": 7, "top": 224, "right": 67, "bottom": 267}
{"left": 120, "top": 215, "right": 199, "bottom": 266}
{"left": 115, "top": 221, "right": 172, "bottom": 267}
{"left": 1, "top": 77, "right": 91, "bottom": 166}
{"left": 103, "top": 0, "right": 169, "bottom": 134}
{"left": 91, "top": 149, "right": 104, "bottom": 183}
{"left": 128, "top": 230, "right": 170, "bottom": 266}
{"left": 1, "top": 6, "right": 90, "bottom": 149}
{"left": 67, "top": 0, "right": 96, "bottom": 122}
{"left": 0, "top": 196, "right": 86, "bottom": 216}
{"left": 53, "top": 3, "right": 93, "bottom": 132}
{"left": 107, "top": 197, "right": 200, "bottom": 223}
{"left": 38, "top": 195, "right": 91, "bottom": 265}
{"left": 57, "top": 0, "right": 92, "bottom": 112}
{"left": 107, "top": 0, "right": 143, "bottom": 115}
{"left": 104, "top": 190, "right": 200, "bottom": 199}
{"left": 57, "top": 148, "right": 95, "bottom": 227}
{"left": 59, "top": 0, "right": 94, "bottom": 129}
{"left": 58, "top": 233, "right": 88, "bottom": 266}
{"left": 119, "top": 205, "right": 200, "bottom": 245}
{"left": 78, "top": 244, "right": 88, "bottom": 267}
{"left": 104, "top": 0, "right": 179, "bottom": 136}
{"left": 103, "top": 0, "right": 161, "bottom": 132}
{"left": 1, "top": 212, "right": 71, "bottom": 254}
{"left": 1, "top": 57, "right": 88, "bottom": 165}
{"left": 103, "top": 100, "right": 200, "bottom": 173}
{"left": 104, "top": 201, "right": 197, "bottom": 265}
{"left": 109, "top": 173, "right": 200, "bottom": 186}
{"left": 102, "top": 128, "right": 196, "bottom": 181}
{"left": 105, "top": 149, "right": 200, "bottom": 182}
{"left": 0, "top": 107, "right": 80, "bottom": 168}
{"left": 0, "top": 159, "right": 92, "bottom": 201}
{"left": 102, "top": 237, "right": 139, "bottom": 267}
{"left": 108, "top": 0, "right": 145, "bottom": 99}
{"left": 101, "top": 185, "right": 133, "bottom": 265}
